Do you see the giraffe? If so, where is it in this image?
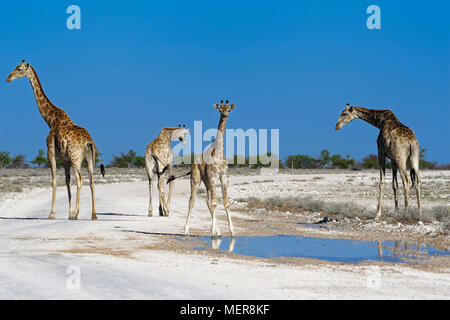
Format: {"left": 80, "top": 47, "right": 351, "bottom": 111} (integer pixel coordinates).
{"left": 6, "top": 60, "right": 105, "bottom": 220}
{"left": 168, "top": 100, "right": 235, "bottom": 237}
{"left": 145, "top": 125, "right": 189, "bottom": 217}
{"left": 335, "top": 103, "right": 421, "bottom": 221}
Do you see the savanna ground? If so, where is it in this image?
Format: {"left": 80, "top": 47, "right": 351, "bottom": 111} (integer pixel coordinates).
{"left": 0, "top": 167, "right": 449, "bottom": 299}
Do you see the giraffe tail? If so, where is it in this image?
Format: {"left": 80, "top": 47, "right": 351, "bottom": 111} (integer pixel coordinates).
{"left": 89, "top": 142, "right": 105, "bottom": 177}
{"left": 151, "top": 154, "right": 169, "bottom": 179}
{"left": 410, "top": 168, "right": 417, "bottom": 190}
{"left": 167, "top": 171, "right": 192, "bottom": 184}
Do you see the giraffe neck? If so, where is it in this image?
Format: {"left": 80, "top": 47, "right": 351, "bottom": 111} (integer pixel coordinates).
{"left": 214, "top": 114, "right": 228, "bottom": 157}
{"left": 27, "top": 66, "right": 64, "bottom": 128}
{"left": 158, "top": 128, "right": 177, "bottom": 145}
{"left": 354, "top": 107, "right": 391, "bottom": 129}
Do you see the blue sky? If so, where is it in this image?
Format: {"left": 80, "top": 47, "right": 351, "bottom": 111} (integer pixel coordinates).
{"left": 0, "top": 1, "right": 448, "bottom": 164}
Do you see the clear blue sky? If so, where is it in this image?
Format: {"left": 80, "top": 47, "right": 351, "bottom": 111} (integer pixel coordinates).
{"left": 0, "top": 0, "right": 448, "bottom": 164}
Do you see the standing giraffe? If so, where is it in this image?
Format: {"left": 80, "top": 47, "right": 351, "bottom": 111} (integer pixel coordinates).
{"left": 145, "top": 125, "right": 189, "bottom": 217}
{"left": 6, "top": 60, "right": 105, "bottom": 220}
{"left": 168, "top": 100, "right": 235, "bottom": 237}
{"left": 335, "top": 103, "right": 421, "bottom": 221}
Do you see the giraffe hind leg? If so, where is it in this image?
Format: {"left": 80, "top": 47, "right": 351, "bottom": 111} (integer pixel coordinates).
{"left": 220, "top": 175, "right": 234, "bottom": 237}
{"left": 71, "top": 162, "right": 83, "bottom": 220}
{"left": 184, "top": 167, "right": 200, "bottom": 235}
{"left": 46, "top": 135, "right": 57, "bottom": 220}
{"left": 64, "top": 161, "right": 74, "bottom": 218}
{"left": 85, "top": 146, "right": 97, "bottom": 220}
{"left": 392, "top": 162, "right": 399, "bottom": 213}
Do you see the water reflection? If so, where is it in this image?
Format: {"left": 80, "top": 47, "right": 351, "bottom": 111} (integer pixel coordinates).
{"left": 211, "top": 237, "right": 236, "bottom": 252}
{"left": 195, "top": 235, "right": 448, "bottom": 264}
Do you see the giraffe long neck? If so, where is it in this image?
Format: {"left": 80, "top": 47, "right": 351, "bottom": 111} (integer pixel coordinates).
{"left": 354, "top": 107, "right": 389, "bottom": 129}
{"left": 27, "top": 66, "right": 62, "bottom": 128}
{"left": 214, "top": 114, "right": 228, "bottom": 157}
{"left": 159, "top": 128, "right": 176, "bottom": 145}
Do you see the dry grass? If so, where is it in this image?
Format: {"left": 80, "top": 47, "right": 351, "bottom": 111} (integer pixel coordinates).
{"left": 236, "top": 195, "right": 450, "bottom": 229}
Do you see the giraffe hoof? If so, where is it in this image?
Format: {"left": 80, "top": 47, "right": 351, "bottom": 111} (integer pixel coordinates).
{"left": 211, "top": 230, "right": 221, "bottom": 238}
{"left": 148, "top": 212, "right": 153, "bottom": 217}
{"left": 48, "top": 214, "right": 55, "bottom": 220}
{"left": 92, "top": 216, "right": 97, "bottom": 221}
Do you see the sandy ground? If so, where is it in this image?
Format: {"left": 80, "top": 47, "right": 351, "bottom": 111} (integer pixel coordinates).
{"left": 0, "top": 170, "right": 449, "bottom": 299}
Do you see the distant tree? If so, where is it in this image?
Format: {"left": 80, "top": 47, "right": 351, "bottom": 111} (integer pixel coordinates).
{"left": 227, "top": 154, "right": 248, "bottom": 168}
{"left": 0, "top": 151, "right": 10, "bottom": 168}
{"left": 318, "top": 149, "right": 331, "bottom": 168}
{"left": 419, "top": 148, "right": 437, "bottom": 169}
{"left": 110, "top": 153, "right": 129, "bottom": 168}
{"left": 109, "top": 150, "right": 144, "bottom": 168}
{"left": 175, "top": 153, "right": 196, "bottom": 167}
{"left": 10, "top": 154, "right": 27, "bottom": 168}
{"left": 362, "top": 154, "right": 379, "bottom": 169}
{"left": 285, "top": 154, "right": 320, "bottom": 169}
{"left": 330, "top": 153, "right": 354, "bottom": 169}
{"left": 249, "top": 152, "right": 281, "bottom": 169}
{"left": 122, "top": 150, "right": 137, "bottom": 168}
{"left": 134, "top": 155, "right": 145, "bottom": 168}
{"left": 31, "top": 149, "right": 48, "bottom": 167}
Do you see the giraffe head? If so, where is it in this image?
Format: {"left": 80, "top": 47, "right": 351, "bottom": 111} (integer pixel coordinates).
{"left": 214, "top": 100, "right": 235, "bottom": 117}
{"left": 171, "top": 124, "right": 190, "bottom": 145}
{"left": 6, "top": 60, "right": 30, "bottom": 82}
{"left": 335, "top": 103, "right": 357, "bottom": 130}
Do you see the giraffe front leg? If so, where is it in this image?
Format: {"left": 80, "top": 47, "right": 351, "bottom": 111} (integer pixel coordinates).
{"left": 148, "top": 177, "right": 153, "bottom": 217}
{"left": 375, "top": 154, "right": 386, "bottom": 222}
{"left": 145, "top": 157, "right": 154, "bottom": 216}
{"left": 206, "top": 188, "right": 221, "bottom": 237}
{"left": 46, "top": 135, "right": 57, "bottom": 220}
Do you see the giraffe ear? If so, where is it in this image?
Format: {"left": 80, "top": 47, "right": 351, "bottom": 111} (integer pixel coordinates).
{"left": 349, "top": 106, "right": 354, "bottom": 112}
{"left": 213, "top": 103, "right": 220, "bottom": 109}
{"left": 230, "top": 103, "right": 236, "bottom": 109}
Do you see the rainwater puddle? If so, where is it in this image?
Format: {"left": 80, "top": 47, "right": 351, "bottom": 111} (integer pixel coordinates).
{"left": 187, "top": 235, "right": 449, "bottom": 264}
